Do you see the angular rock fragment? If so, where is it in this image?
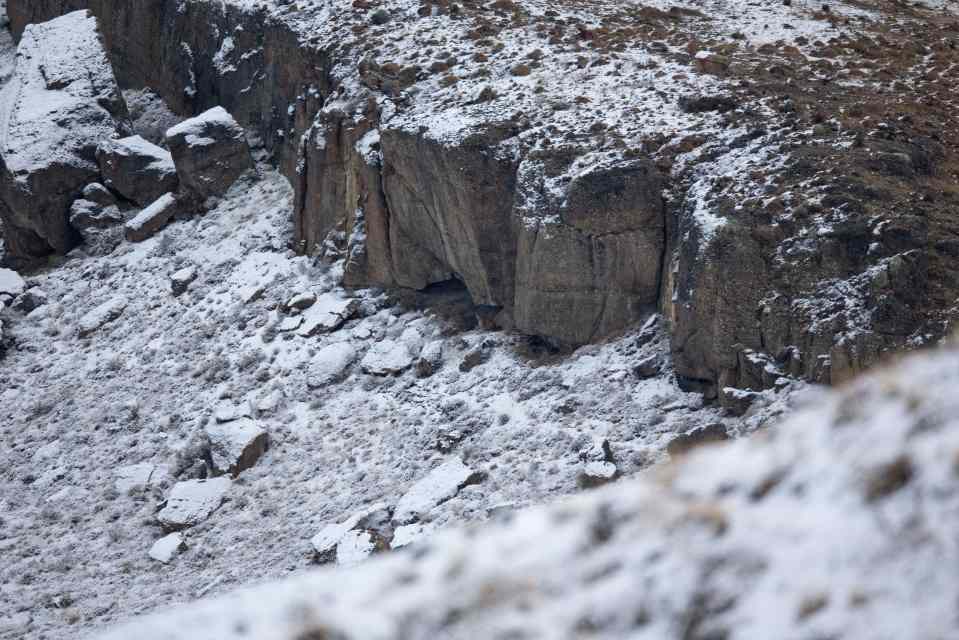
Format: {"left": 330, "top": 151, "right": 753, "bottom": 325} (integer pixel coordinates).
{"left": 632, "top": 355, "right": 662, "bottom": 379}
{"left": 12, "top": 287, "right": 48, "bottom": 313}
{"left": 307, "top": 342, "right": 357, "bottom": 388}
{"left": 277, "top": 315, "right": 303, "bottom": 333}
{"left": 148, "top": 532, "right": 186, "bottom": 564}
{"left": 214, "top": 402, "right": 252, "bottom": 424}
{"left": 390, "top": 522, "right": 436, "bottom": 549}
{"left": 78, "top": 296, "right": 126, "bottom": 337}
{"left": 157, "top": 477, "right": 230, "bottom": 531}
{"left": 125, "top": 192, "right": 179, "bottom": 242}
{"left": 170, "top": 267, "right": 197, "bottom": 297}
{"left": 205, "top": 417, "right": 268, "bottom": 477}
{"left": 393, "top": 457, "right": 483, "bottom": 524}
{"left": 97, "top": 135, "right": 178, "bottom": 206}
{"left": 69, "top": 198, "right": 125, "bottom": 254}
{"left": 0, "top": 11, "right": 129, "bottom": 265}
{"left": 296, "top": 294, "right": 359, "bottom": 336}
{"left": 165, "top": 107, "right": 253, "bottom": 202}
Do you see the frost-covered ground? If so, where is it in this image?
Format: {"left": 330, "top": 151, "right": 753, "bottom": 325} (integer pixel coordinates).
{"left": 0, "top": 163, "right": 800, "bottom": 639}
{"left": 92, "top": 337, "right": 959, "bottom": 640}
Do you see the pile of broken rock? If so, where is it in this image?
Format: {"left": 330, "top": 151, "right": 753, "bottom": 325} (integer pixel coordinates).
{"left": 0, "top": 10, "right": 253, "bottom": 268}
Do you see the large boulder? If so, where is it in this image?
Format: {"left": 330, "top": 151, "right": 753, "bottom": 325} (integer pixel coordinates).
{"left": 97, "top": 135, "right": 178, "bottom": 206}
{"left": 165, "top": 107, "right": 253, "bottom": 203}
{"left": 0, "top": 10, "right": 129, "bottom": 267}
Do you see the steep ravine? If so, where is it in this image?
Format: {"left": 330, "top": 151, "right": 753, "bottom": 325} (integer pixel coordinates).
{"left": 8, "top": 0, "right": 959, "bottom": 402}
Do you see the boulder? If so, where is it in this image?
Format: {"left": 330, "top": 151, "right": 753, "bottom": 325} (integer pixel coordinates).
{"left": 393, "top": 457, "right": 483, "bottom": 525}
{"left": 97, "top": 135, "right": 178, "bottom": 206}
{"left": 0, "top": 11, "right": 129, "bottom": 266}
{"left": 125, "top": 193, "right": 179, "bottom": 242}
{"left": 157, "top": 477, "right": 230, "bottom": 531}
{"left": 310, "top": 502, "right": 391, "bottom": 563}
{"left": 148, "top": 532, "right": 186, "bottom": 564}
{"left": 286, "top": 291, "right": 317, "bottom": 311}
{"left": 165, "top": 107, "right": 253, "bottom": 202}
{"left": 307, "top": 342, "right": 358, "bottom": 388}
{"left": 360, "top": 339, "right": 415, "bottom": 376}
{"left": 114, "top": 463, "right": 169, "bottom": 493}
{"left": 82, "top": 183, "right": 118, "bottom": 207}
{"left": 205, "top": 417, "right": 269, "bottom": 477}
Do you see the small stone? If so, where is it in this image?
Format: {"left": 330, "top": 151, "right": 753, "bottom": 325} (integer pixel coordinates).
{"left": 277, "top": 315, "right": 303, "bottom": 332}
{"left": 170, "top": 267, "right": 197, "bottom": 296}
{"left": 578, "top": 461, "right": 619, "bottom": 489}
{"left": 78, "top": 297, "right": 127, "bottom": 337}
{"left": 311, "top": 502, "right": 391, "bottom": 563}
{"left": 157, "top": 477, "right": 231, "bottom": 531}
{"left": 214, "top": 402, "right": 253, "bottom": 423}
{"left": 205, "top": 417, "right": 268, "bottom": 477}
{"left": 11, "top": 288, "right": 48, "bottom": 313}
{"left": 148, "top": 532, "right": 186, "bottom": 564}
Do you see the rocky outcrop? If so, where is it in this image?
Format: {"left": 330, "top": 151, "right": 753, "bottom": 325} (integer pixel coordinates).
{"left": 0, "top": 10, "right": 129, "bottom": 266}
{"left": 8, "top": 0, "right": 958, "bottom": 395}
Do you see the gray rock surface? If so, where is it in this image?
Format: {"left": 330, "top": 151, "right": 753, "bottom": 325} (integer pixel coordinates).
{"left": 125, "top": 192, "right": 179, "bottom": 242}
{"left": 0, "top": 10, "right": 128, "bottom": 266}
{"left": 157, "top": 477, "right": 231, "bottom": 531}
{"left": 165, "top": 107, "right": 253, "bottom": 202}
{"left": 97, "top": 135, "right": 178, "bottom": 206}
{"left": 205, "top": 417, "right": 269, "bottom": 477}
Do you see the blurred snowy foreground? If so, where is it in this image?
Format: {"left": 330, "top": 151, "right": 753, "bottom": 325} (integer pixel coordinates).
{"left": 93, "top": 338, "right": 959, "bottom": 640}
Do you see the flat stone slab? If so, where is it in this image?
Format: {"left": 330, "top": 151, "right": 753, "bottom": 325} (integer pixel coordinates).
{"left": 157, "top": 477, "right": 230, "bottom": 531}
{"left": 125, "top": 192, "right": 179, "bottom": 242}
{"left": 360, "top": 340, "right": 415, "bottom": 376}
{"left": 307, "top": 342, "right": 357, "bottom": 388}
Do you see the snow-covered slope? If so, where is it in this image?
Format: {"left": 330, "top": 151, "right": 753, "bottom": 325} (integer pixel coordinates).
{"left": 91, "top": 336, "right": 959, "bottom": 640}
{"left": 0, "top": 162, "right": 798, "bottom": 639}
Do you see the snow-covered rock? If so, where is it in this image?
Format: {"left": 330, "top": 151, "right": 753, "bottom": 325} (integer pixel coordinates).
{"left": 0, "top": 268, "right": 25, "bottom": 297}
{"left": 285, "top": 291, "right": 316, "bottom": 311}
{"left": 295, "top": 294, "right": 358, "bottom": 336}
{"left": 306, "top": 342, "right": 357, "bottom": 388}
{"left": 360, "top": 339, "right": 415, "bottom": 376}
{"left": 0, "top": 10, "right": 129, "bottom": 265}
{"left": 97, "top": 135, "right": 178, "bottom": 206}
{"left": 335, "top": 530, "right": 375, "bottom": 567}
{"left": 170, "top": 266, "right": 198, "bottom": 297}
{"left": 393, "top": 457, "right": 482, "bottom": 525}
{"left": 157, "top": 477, "right": 231, "bottom": 531}
{"left": 68, "top": 197, "right": 125, "bottom": 254}
{"left": 125, "top": 192, "right": 179, "bottom": 242}
{"left": 148, "top": 532, "right": 186, "bottom": 564}
{"left": 77, "top": 296, "right": 126, "bottom": 337}
{"left": 205, "top": 417, "right": 268, "bottom": 477}
{"left": 165, "top": 106, "right": 253, "bottom": 202}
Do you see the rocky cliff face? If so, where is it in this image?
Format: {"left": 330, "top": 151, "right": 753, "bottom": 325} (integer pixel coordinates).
{"left": 7, "top": 0, "right": 959, "bottom": 400}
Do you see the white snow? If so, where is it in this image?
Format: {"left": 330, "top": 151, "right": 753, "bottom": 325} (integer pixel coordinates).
{"left": 156, "top": 477, "right": 231, "bottom": 530}
{"left": 0, "top": 267, "right": 25, "bottom": 296}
